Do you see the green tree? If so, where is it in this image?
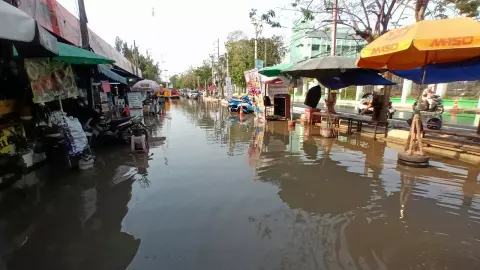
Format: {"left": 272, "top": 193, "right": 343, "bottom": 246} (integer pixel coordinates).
{"left": 114, "top": 36, "right": 161, "bottom": 81}
{"left": 170, "top": 74, "right": 183, "bottom": 89}
{"left": 226, "top": 34, "right": 285, "bottom": 87}
{"left": 175, "top": 33, "right": 284, "bottom": 95}
{"left": 254, "top": 0, "right": 478, "bottom": 121}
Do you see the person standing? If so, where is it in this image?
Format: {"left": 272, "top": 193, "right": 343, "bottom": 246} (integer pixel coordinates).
{"left": 158, "top": 93, "right": 166, "bottom": 115}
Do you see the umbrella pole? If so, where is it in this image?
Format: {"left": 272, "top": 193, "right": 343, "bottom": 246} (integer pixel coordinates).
{"left": 400, "top": 52, "right": 429, "bottom": 167}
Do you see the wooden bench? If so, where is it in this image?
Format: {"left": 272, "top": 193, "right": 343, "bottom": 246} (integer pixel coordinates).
{"left": 422, "top": 128, "right": 480, "bottom": 141}
{"left": 312, "top": 112, "right": 340, "bottom": 128}
{"left": 339, "top": 115, "right": 389, "bottom": 139}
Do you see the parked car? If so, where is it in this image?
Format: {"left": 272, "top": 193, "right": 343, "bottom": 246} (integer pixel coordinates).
{"left": 188, "top": 90, "right": 199, "bottom": 99}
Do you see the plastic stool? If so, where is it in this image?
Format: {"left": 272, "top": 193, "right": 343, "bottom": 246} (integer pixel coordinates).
{"left": 131, "top": 135, "right": 148, "bottom": 152}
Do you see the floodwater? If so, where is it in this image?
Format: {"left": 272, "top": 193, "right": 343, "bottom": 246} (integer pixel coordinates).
{"left": 1, "top": 99, "right": 480, "bottom": 270}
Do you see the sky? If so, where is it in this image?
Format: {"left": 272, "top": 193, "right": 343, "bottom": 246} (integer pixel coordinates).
{"left": 57, "top": 0, "right": 295, "bottom": 77}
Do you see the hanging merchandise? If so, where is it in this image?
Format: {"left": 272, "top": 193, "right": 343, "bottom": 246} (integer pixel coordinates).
{"left": 49, "top": 111, "right": 88, "bottom": 156}
{"left": 99, "top": 92, "right": 108, "bottom": 103}
{"left": 24, "top": 59, "right": 79, "bottom": 104}
{"left": 101, "top": 81, "right": 111, "bottom": 93}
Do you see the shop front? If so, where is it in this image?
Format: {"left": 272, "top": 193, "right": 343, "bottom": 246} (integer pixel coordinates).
{"left": 0, "top": 37, "right": 115, "bottom": 188}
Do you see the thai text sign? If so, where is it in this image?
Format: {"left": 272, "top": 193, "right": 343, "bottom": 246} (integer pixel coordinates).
{"left": 244, "top": 69, "right": 261, "bottom": 95}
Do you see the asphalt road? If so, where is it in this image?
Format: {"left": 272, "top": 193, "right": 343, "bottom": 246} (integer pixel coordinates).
{"left": 293, "top": 102, "right": 479, "bottom": 133}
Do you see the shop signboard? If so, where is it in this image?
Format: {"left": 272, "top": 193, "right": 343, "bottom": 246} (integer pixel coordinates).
{"left": 127, "top": 92, "right": 143, "bottom": 109}
{"left": 266, "top": 76, "right": 289, "bottom": 98}
{"left": 225, "top": 77, "right": 232, "bottom": 100}
{"left": 25, "top": 59, "right": 79, "bottom": 104}
{"left": 244, "top": 69, "right": 265, "bottom": 123}
{"left": 255, "top": 59, "right": 264, "bottom": 69}
{"left": 244, "top": 69, "right": 262, "bottom": 95}
{"left": 18, "top": 0, "right": 138, "bottom": 76}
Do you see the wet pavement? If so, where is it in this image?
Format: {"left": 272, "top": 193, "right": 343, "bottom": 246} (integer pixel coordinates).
{"left": 294, "top": 102, "right": 480, "bottom": 129}
{"left": 1, "top": 99, "right": 480, "bottom": 270}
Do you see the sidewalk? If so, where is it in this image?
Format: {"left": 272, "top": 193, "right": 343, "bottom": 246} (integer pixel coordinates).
{"left": 292, "top": 97, "right": 480, "bottom": 114}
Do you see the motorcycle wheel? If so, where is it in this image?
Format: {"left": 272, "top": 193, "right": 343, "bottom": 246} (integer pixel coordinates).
{"left": 437, "top": 106, "right": 444, "bottom": 114}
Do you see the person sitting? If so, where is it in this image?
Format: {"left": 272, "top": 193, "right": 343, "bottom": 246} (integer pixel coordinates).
{"left": 422, "top": 86, "right": 434, "bottom": 110}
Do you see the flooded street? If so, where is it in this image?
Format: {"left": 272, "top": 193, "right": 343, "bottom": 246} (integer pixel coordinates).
{"left": 2, "top": 99, "right": 480, "bottom": 270}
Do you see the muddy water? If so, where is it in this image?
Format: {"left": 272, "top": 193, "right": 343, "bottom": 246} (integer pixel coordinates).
{"left": 1, "top": 99, "right": 480, "bottom": 270}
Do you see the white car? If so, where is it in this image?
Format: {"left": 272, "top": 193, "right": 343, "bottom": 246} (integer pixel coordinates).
{"left": 188, "top": 91, "right": 199, "bottom": 99}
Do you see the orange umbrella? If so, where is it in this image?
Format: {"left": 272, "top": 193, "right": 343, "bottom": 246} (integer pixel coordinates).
{"left": 357, "top": 18, "right": 480, "bottom": 70}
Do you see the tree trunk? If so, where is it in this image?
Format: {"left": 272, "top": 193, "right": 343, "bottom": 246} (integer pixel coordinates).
{"left": 415, "top": 0, "right": 429, "bottom": 22}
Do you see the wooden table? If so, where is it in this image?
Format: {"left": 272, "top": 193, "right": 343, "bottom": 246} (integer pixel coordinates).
{"left": 338, "top": 115, "right": 389, "bottom": 139}
{"left": 312, "top": 112, "right": 340, "bottom": 127}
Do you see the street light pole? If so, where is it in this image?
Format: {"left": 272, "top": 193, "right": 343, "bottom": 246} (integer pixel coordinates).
{"left": 251, "top": 19, "right": 263, "bottom": 66}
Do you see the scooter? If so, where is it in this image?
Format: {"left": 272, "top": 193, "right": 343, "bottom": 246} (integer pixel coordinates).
{"left": 412, "top": 95, "right": 444, "bottom": 114}
{"left": 86, "top": 110, "right": 148, "bottom": 144}
{"left": 357, "top": 93, "right": 396, "bottom": 119}
{"left": 228, "top": 96, "right": 255, "bottom": 114}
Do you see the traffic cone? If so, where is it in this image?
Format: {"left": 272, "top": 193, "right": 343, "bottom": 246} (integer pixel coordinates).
{"left": 453, "top": 97, "right": 459, "bottom": 110}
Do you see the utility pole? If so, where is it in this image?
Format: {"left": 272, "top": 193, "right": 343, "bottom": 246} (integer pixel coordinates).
{"left": 210, "top": 54, "right": 215, "bottom": 96}
{"left": 133, "top": 40, "right": 139, "bottom": 76}
{"left": 330, "top": 0, "right": 338, "bottom": 56}
{"left": 78, "top": 0, "right": 90, "bottom": 49}
{"left": 225, "top": 45, "right": 230, "bottom": 77}
{"left": 77, "top": 0, "right": 94, "bottom": 109}
{"left": 251, "top": 18, "right": 263, "bottom": 66}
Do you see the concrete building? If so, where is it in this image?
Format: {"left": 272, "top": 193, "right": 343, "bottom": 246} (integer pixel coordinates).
{"left": 289, "top": 22, "right": 367, "bottom": 64}
{"left": 287, "top": 18, "right": 367, "bottom": 100}
{"left": 286, "top": 18, "right": 480, "bottom": 109}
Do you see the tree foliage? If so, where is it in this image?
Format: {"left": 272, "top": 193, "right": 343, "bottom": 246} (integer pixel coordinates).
{"left": 114, "top": 37, "right": 161, "bottom": 81}
{"left": 226, "top": 33, "right": 285, "bottom": 87}
{"left": 175, "top": 32, "right": 285, "bottom": 92}
{"left": 171, "top": 61, "right": 213, "bottom": 89}
{"left": 256, "top": 0, "right": 479, "bottom": 44}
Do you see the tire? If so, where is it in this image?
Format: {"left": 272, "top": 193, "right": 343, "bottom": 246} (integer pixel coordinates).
{"left": 397, "top": 159, "right": 429, "bottom": 168}
{"left": 437, "top": 106, "right": 444, "bottom": 114}
{"left": 398, "top": 152, "right": 430, "bottom": 163}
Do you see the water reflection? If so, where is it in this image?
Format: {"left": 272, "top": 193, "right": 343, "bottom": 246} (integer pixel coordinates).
{"left": 1, "top": 99, "right": 480, "bottom": 270}
{"left": 0, "top": 148, "right": 149, "bottom": 270}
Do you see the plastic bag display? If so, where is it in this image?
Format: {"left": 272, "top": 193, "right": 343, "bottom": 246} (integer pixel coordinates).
{"left": 49, "top": 111, "right": 88, "bottom": 155}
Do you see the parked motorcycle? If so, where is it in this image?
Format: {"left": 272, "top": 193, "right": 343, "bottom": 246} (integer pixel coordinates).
{"left": 412, "top": 95, "right": 444, "bottom": 114}
{"left": 228, "top": 96, "right": 255, "bottom": 114}
{"left": 357, "top": 93, "right": 396, "bottom": 119}
{"left": 85, "top": 109, "right": 148, "bottom": 144}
